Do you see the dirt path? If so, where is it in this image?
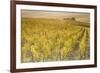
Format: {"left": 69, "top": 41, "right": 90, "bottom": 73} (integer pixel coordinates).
{"left": 67, "top": 28, "right": 86, "bottom": 60}
{"left": 85, "top": 30, "right": 90, "bottom": 59}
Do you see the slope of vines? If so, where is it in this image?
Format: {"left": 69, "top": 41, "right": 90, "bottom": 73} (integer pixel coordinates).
{"left": 21, "top": 18, "right": 90, "bottom": 63}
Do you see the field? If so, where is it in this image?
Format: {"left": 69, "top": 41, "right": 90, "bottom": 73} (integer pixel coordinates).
{"left": 21, "top": 18, "right": 90, "bottom": 63}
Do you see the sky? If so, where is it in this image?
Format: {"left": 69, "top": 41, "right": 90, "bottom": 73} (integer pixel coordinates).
{"left": 21, "top": 10, "right": 90, "bottom": 23}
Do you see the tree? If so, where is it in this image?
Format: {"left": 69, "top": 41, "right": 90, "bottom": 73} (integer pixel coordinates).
{"left": 71, "top": 17, "right": 76, "bottom": 21}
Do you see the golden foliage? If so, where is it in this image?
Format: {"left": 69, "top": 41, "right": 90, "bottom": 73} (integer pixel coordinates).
{"left": 21, "top": 18, "right": 90, "bottom": 62}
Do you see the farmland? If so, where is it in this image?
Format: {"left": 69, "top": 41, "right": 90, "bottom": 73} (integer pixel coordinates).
{"left": 21, "top": 18, "right": 90, "bottom": 63}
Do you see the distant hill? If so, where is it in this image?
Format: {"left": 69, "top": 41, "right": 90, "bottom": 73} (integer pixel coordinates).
{"left": 64, "top": 17, "right": 90, "bottom": 27}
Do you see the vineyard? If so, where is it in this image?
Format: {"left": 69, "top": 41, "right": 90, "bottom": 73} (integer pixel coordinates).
{"left": 21, "top": 18, "right": 90, "bottom": 63}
